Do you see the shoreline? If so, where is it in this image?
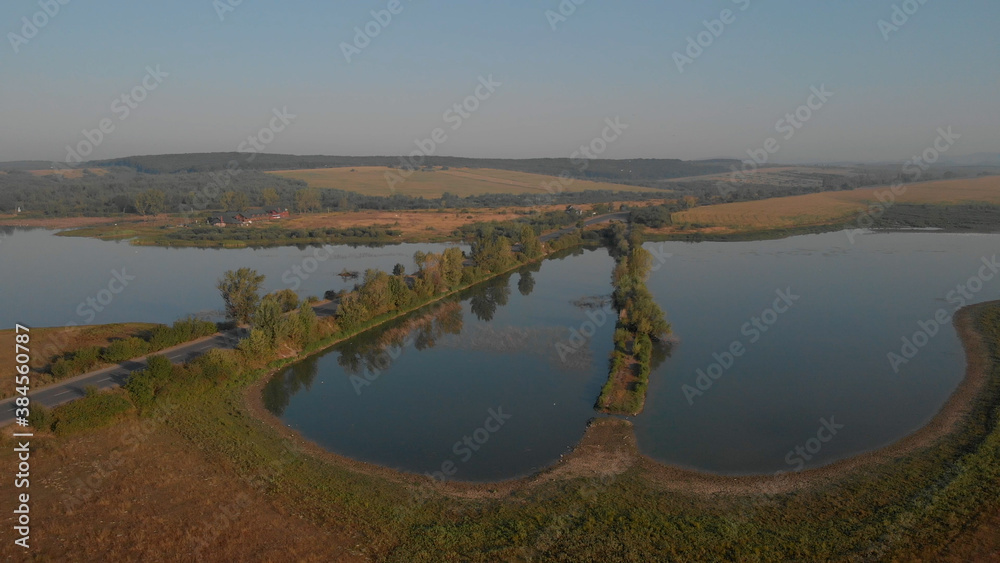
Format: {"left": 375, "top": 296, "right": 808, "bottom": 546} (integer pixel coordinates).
{"left": 244, "top": 301, "right": 996, "bottom": 499}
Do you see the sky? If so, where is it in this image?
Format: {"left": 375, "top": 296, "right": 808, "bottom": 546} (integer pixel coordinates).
{"left": 1, "top": 0, "right": 998, "bottom": 164}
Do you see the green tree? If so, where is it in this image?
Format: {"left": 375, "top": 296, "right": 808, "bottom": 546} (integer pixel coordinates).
{"left": 392, "top": 263, "right": 406, "bottom": 276}
{"left": 221, "top": 191, "right": 249, "bottom": 212}
{"left": 295, "top": 303, "right": 318, "bottom": 345}
{"left": 519, "top": 225, "right": 543, "bottom": 259}
{"left": 267, "top": 289, "right": 300, "bottom": 312}
{"left": 217, "top": 268, "right": 266, "bottom": 324}
{"left": 441, "top": 247, "right": 465, "bottom": 288}
{"left": 336, "top": 292, "right": 370, "bottom": 330}
{"left": 253, "top": 297, "right": 291, "bottom": 348}
{"left": 261, "top": 188, "right": 280, "bottom": 207}
{"left": 295, "top": 188, "right": 322, "bottom": 212}
{"left": 133, "top": 189, "right": 165, "bottom": 217}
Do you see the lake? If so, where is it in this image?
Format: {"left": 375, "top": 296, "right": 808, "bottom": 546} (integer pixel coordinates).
{"left": 4, "top": 228, "right": 998, "bottom": 477}
{"left": 0, "top": 227, "right": 456, "bottom": 328}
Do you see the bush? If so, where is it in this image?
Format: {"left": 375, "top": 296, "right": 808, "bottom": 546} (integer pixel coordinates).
{"left": 148, "top": 318, "right": 217, "bottom": 350}
{"left": 125, "top": 369, "right": 156, "bottom": 411}
{"left": 102, "top": 337, "right": 151, "bottom": 363}
{"left": 27, "top": 403, "right": 52, "bottom": 431}
{"left": 194, "top": 348, "right": 242, "bottom": 382}
{"left": 124, "top": 355, "right": 173, "bottom": 411}
{"left": 268, "top": 289, "right": 300, "bottom": 313}
{"left": 238, "top": 329, "right": 274, "bottom": 362}
{"left": 50, "top": 346, "right": 103, "bottom": 379}
{"left": 51, "top": 390, "right": 133, "bottom": 435}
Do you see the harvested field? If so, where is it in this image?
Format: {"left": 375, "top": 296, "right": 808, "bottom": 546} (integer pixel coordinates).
{"left": 672, "top": 175, "right": 1000, "bottom": 231}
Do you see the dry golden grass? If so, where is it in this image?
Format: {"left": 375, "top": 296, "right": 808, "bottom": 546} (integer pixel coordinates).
{"left": 267, "top": 166, "right": 661, "bottom": 198}
{"left": 0, "top": 324, "right": 159, "bottom": 398}
{"left": 280, "top": 200, "right": 667, "bottom": 239}
{"left": 0, "top": 422, "right": 363, "bottom": 562}
{"left": 673, "top": 176, "right": 1000, "bottom": 231}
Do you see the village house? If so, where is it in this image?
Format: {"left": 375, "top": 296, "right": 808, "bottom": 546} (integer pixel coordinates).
{"left": 207, "top": 207, "right": 289, "bottom": 226}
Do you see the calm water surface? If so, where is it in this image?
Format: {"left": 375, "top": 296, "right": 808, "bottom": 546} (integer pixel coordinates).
{"left": 4, "top": 228, "right": 999, "bottom": 477}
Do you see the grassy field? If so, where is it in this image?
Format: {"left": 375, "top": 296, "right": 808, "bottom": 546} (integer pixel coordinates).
{"left": 0, "top": 323, "right": 159, "bottom": 399}
{"left": 267, "top": 166, "right": 663, "bottom": 198}
{"left": 670, "top": 175, "right": 1000, "bottom": 233}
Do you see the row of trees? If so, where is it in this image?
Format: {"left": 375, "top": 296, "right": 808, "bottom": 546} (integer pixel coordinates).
{"left": 597, "top": 223, "right": 671, "bottom": 415}
{"left": 335, "top": 228, "right": 549, "bottom": 331}
{"left": 608, "top": 225, "right": 671, "bottom": 340}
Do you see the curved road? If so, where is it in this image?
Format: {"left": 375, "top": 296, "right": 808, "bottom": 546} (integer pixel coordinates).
{"left": 0, "top": 211, "right": 630, "bottom": 427}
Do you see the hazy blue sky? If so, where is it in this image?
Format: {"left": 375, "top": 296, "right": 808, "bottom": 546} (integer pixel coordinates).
{"left": 1, "top": 0, "right": 997, "bottom": 163}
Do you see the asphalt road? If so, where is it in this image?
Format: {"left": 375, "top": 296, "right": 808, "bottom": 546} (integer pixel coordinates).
{"left": 0, "top": 213, "right": 627, "bottom": 427}
{"left": 0, "top": 328, "right": 247, "bottom": 427}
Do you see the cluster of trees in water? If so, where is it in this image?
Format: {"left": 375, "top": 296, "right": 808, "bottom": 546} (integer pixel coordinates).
{"left": 332, "top": 225, "right": 545, "bottom": 331}
{"left": 597, "top": 223, "right": 671, "bottom": 414}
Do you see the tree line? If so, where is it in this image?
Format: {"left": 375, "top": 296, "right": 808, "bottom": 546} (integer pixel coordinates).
{"left": 596, "top": 223, "right": 671, "bottom": 415}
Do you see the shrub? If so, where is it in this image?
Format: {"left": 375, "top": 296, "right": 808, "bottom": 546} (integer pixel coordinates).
{"left": 238, "top": 329, "right": 274, "bottom": 363}
{"left": 125, "top": 368, "right": 156, "bottom": 411}
{"left": 102, "top": 337, "right": 151, "bottom": 363}
{"left": 27, "top": 403, "right": 52, "bottom": 431}
{"left": 50, "top": 346, "right": 104, "bottom": 379}
{"left": 51, "top": 390, "right": 133, "bottom": 435}
{"left": 269, "top": 289, "right": 300, "bottom": 313}
{"left": 195, "top": 348, "right": 242, "bottom": 382}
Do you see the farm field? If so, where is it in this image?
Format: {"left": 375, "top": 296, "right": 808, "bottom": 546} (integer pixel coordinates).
{"left": 671, "top": 175, "right": 1000, "bottom": 232}
{"left": 267, "top": 166, "right": 663, "bottom": 198}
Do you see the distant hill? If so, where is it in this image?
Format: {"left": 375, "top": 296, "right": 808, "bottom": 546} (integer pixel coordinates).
{"left": 941, "top": 153, "right": 1000, "bottom": 166}
{"left": 81, "top": 153, "right": 740, "bottom": 184}
{"left": 0, "top": 160, "right": 62, "bottom": 170}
